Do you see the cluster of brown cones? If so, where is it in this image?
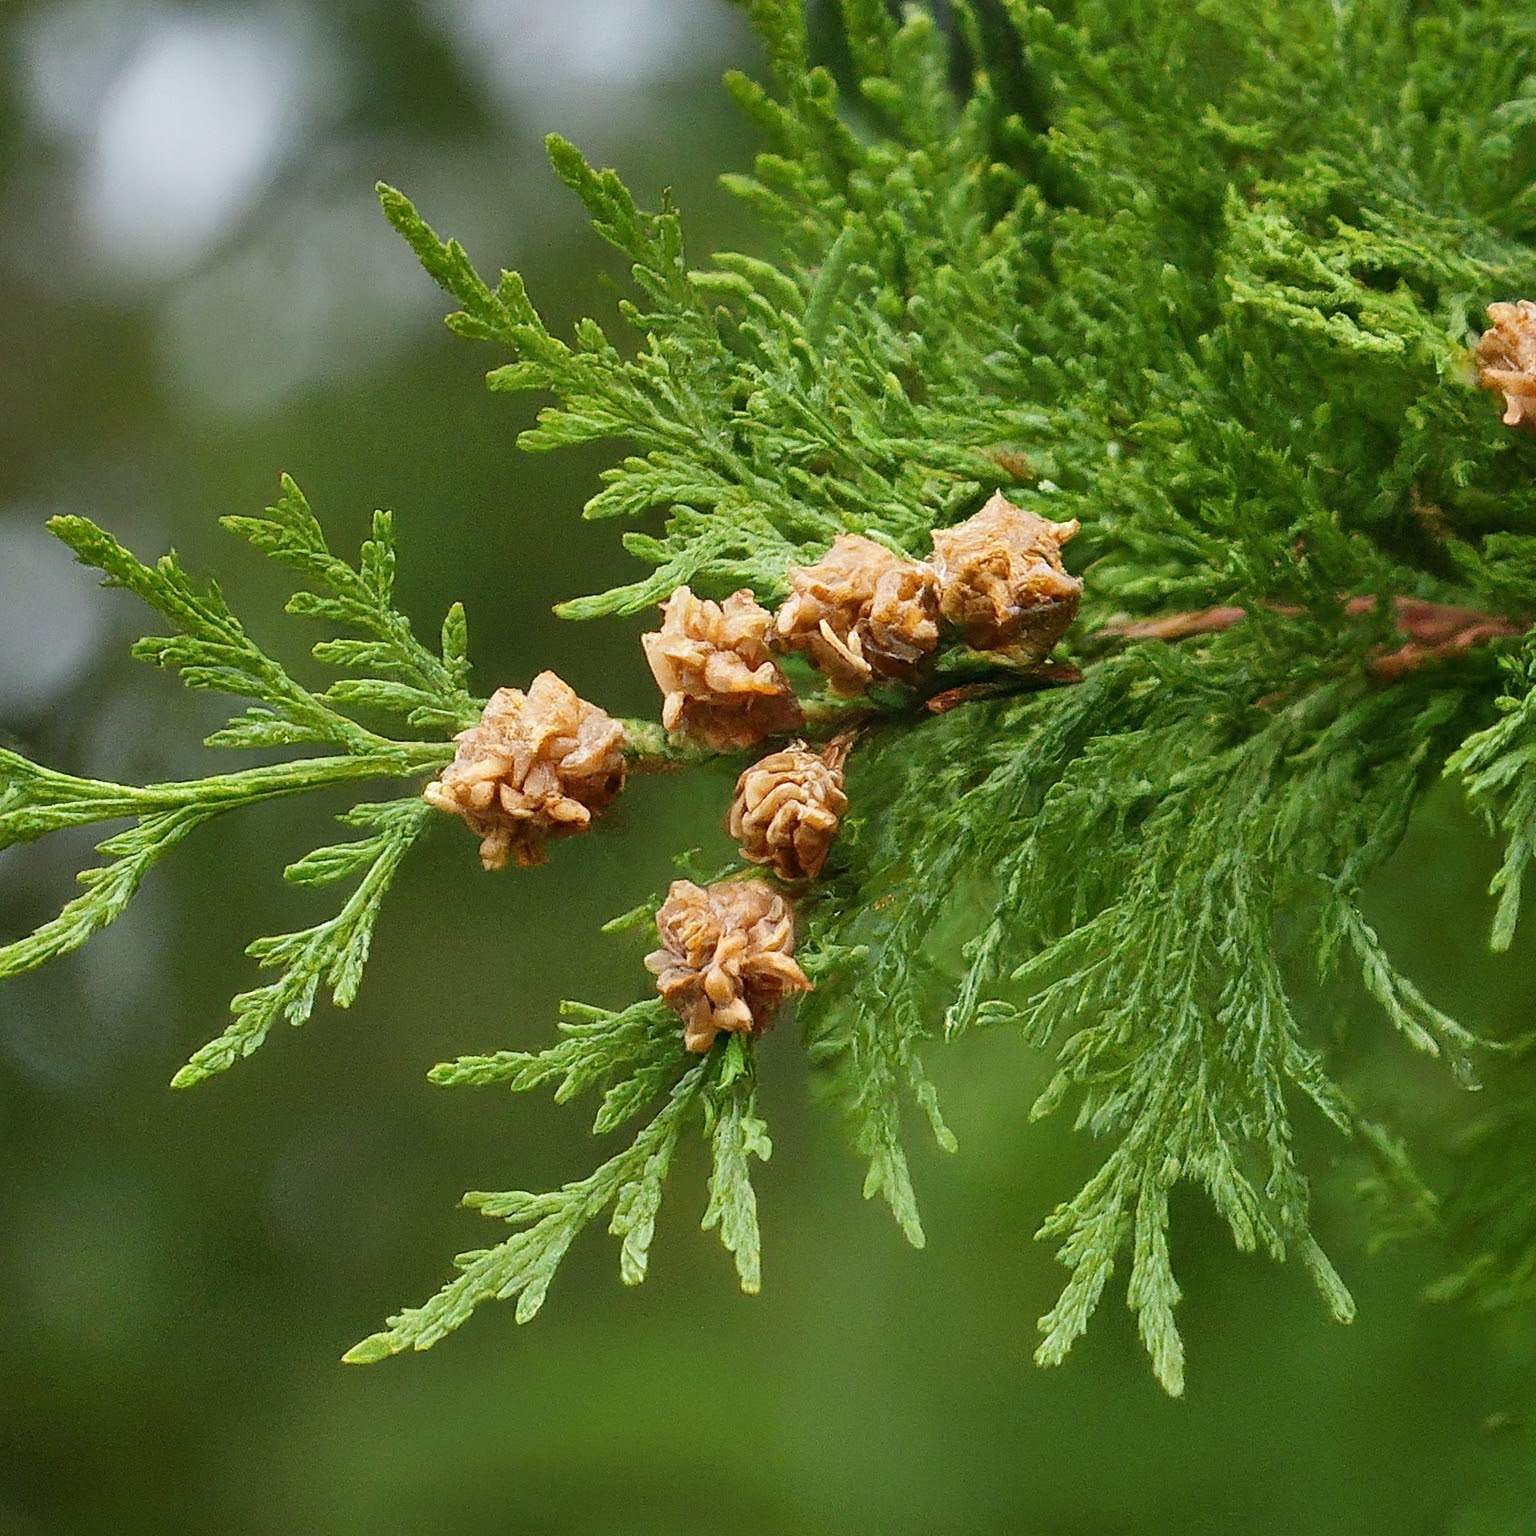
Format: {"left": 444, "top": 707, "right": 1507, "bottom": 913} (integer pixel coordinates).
{"left": 422, "top": 673, "right": 626, "bottom": 871}
{"left": 642, "top": 493, "right": 1082, "bottom": 754}
{"left": 421, "top": 491, "right": 1082, "bottom": 1054}
{"left": 419, "top": 300, "right": 1536, "bottom": 1054}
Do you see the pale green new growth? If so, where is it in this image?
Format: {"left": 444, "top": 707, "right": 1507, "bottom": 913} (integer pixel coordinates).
{"left": 1, "top": 478, "right": 467, "bottom": 1082}
{"left": 701, "top": 1038, "right": 774, "bottom": 1294}
{"left": 8, "top": 0, "right": 1536, "bottom": 1394}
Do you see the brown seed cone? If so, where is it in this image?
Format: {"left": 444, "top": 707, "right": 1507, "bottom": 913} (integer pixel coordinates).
{"left": 641, "top": 586, "right": 804, "bottom": 752}
{"left": 422, "top": 672, "right": 625, "bottom": 870}
{"left": 728, "top": 739, "right": 850, "bottom": 882}
{"left": 646, "top": 879, "right": 813, "bottom": 1054}
{"left": 930, "top": 490, "right": 1083, "bottom": 661}
{"left": 1475, "top": 300, "right": 1536, "bottom": 432}
{"left": 774, "top": 535, "right": 940, "bottom": 695}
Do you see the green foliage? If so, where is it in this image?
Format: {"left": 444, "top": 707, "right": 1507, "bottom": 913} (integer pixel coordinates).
{"left": 345, "top": 1019, "right": 767, "bottom": 1359}
{"left": 218, "top": 480, "right": 477, "bottom": 737}
{"left": 1, "top": 478, "right": 466, "bottom": 1081}
{"left": 811, "top": 645, "right": 1495, "bottom": 1393}
{"left": 170, "top": 796, "right": 435, "bottom": 1087}
{"left": 9, "top": 0, "right": 1536, "bottom": 1393}
{"left": 365, "top": 0, "right": 1536, "bottom": 1386}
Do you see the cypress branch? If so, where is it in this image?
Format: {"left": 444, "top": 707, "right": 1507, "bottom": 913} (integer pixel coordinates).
{"left": 8, "top": 0, "right": 1536, "bottom": 1391}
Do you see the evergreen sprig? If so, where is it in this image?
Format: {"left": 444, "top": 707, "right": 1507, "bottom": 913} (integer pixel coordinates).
{"left": 9, "top": 0, "right": 1536, "bottom": 1393}
{"left": 345, "top": 1020, "right": 768, "bottom": 1360}
{"left": 353, "top": 0, "right": 1536, "bottom": 1386}
{"left": 1, "top": 478, "right": 467, "bottom": 1082}
{"left": 170, "top": 796, "right": 436, "bottom": 1088}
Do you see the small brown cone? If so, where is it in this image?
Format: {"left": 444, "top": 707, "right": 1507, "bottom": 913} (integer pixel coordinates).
{"left": 641, "top": 586, "right": 804, "bottom": 752}
{"left": 1475, "top": 300, "right": 1536, "bottom": 432}
{"left": 728, "top": 740, "right": 850, "bottom": 882}
{"left": 646, "top": 879, "right": 812, "bottom": 1054}
{"left": 423, "top": 672, "right": 625, "bottom": 869}
{"left": 930, "top": 490, "right": 1082, "bottom": 662}
{"left": 774, "top": 534, "right": 940, "bottom": 695}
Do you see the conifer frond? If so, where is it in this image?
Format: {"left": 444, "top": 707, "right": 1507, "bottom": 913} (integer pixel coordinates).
{"left": 10, "top": 0, "right": 1536, "bottom": 1392}
{"left": 221, "top": 475, "right": 477, "bottom": 736}
{"left": 1, "top": 483, "right": 466, "bottom": 1080}
{"left": 379, "top": 4, "right": 1054, "bottom": 613}
{"left": 701, "top": 1040, "right": 774, "bottom": 1294}
{"left": 337, "top": 0, "right": 1536, "bottom": 1383}
{"left": 348, "top": 1024, "right": 766, "bottom": 1358}
{"left": 170, "top": 797, "right": 435, "bottom": 1088}
{"left": 803, "top": 639, "right": 1491, "bottom": 1391}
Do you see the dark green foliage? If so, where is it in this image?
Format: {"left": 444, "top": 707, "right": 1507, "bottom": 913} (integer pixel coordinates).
{"left": 7, "top": 0, "right": 1536, "bottom": 1392}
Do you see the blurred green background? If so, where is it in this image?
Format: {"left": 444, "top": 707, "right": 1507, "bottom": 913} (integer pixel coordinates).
{"left": 2, "top": 3, "right": 1536, "bottom": 1532}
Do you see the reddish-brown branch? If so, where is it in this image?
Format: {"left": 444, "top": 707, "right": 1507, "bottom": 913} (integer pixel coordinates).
{"left": 1099, "top": 596, "right": 1524, "bottom": 679}
{"left": 1100, "top": 606, "right": 1249, "bottom": 642}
